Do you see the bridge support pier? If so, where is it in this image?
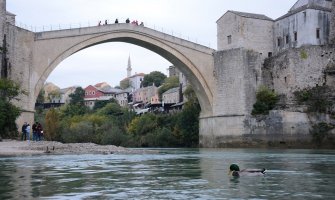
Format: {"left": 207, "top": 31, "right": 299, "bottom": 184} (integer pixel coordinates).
{"left": 199, "top": 48, "right": 262, "bottom": 147}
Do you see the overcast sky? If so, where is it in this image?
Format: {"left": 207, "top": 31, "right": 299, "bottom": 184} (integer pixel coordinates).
{"left": 7, "top": 0, "right": 297, "bottom": 88}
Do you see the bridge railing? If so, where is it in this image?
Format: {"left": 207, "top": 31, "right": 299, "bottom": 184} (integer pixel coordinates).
{"left": 15, "top": 20, "right": 212, "bottom": 48}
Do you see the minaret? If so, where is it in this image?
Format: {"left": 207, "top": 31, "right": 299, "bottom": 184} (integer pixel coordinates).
{"left": 127, "top": 55, "right": 132, "bottom": 77}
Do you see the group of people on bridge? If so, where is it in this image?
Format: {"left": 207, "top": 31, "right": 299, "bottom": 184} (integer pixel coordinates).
{"left": 21, "top": 122, "right": 43, "bottom": 142}
{"left": 98, "top": 18, "right": 144, "bottom": 26}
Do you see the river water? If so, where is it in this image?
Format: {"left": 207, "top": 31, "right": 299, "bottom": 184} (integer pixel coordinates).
{"left": 0, "top": 148, "right": 334, "bottom": 199}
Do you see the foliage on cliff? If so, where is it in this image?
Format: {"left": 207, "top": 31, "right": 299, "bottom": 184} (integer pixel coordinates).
{"left": 294, "top": 85, "right": 334, "bottom": 114}
{"left": 251, "top": 86, "right": 279, "bottom": 115}
{"left": 0, "top": 78, "right": 26, "bottom": 138}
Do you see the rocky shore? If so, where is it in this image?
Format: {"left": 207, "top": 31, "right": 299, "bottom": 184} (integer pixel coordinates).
{"left": 0, "top": 140, "right": 153, "bottom": 156}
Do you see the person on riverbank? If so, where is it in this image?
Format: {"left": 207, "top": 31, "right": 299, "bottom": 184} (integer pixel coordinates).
{"left": 37, "top": 122, "right": 43, "bottom": 141}
{"left": 32, "top": 122, "right": 38, "bottom": 141}
{"left": 26, "top": 123, "right": 31, "bottom": 142}
{"left": 21, "top": 122, "right": 27, "bottom": 141}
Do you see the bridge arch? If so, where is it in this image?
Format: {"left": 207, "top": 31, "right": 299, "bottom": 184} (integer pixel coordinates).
{"left": 33, "top": 25, "right": 215, "bottom": 116}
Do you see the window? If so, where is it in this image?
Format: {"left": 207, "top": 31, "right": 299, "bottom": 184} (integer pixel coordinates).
{"left": 316, "top": 28, "right": 320, "bottom": 39}
{"left": 277, "top": 38, "right": 281, "bottom": 47}
{"left": 303, "top": 11, "right": 307, "bottom": 21}
{"left": 285, "top": 35, "right": 289, "bottom": 44}
{"left": 294, "top": 32, "right": 297, "bottom": 41}
{"left": 227, "top": 35, "right": 232, "bottom": 44}
{"left": 92, "top": 91, "right": 95, "bottom": 95}
{"left": 268, "top": 52, "right": 272, "bottom": 57}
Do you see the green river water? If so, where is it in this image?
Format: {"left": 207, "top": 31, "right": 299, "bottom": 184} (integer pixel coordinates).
{"left": 0, "top": 148, "right": 334, "bottom": 199}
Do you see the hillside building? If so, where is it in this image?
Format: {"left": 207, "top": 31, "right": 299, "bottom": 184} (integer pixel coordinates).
{"left": 217, "top": 0, "right": 333, "bottom": 57}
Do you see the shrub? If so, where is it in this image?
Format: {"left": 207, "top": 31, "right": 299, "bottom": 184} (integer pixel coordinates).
{"left": 252, "top": 86, "right": 279, "bottom": 115}
{"left": 294, "top": 86, "right": 333, "bottom": 113}
{"left": 45, "top": 108, "right": 60, "bottom": 141}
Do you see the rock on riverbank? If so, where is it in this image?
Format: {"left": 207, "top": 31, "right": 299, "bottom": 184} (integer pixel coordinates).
{"left": 0, "top": 140, "right": 152, "bottom": 156}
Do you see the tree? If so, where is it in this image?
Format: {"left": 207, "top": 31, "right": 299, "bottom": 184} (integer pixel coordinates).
{"left": 175, "top": 86, "right": 201, "bottom": 147}
{"left": 45, "top": 108, "right": 60, "bottom": 141}
{"left": 120, "top": 79, "right": 130, "bottom": 89}
{"left": 36, "top": 88, "right": 45, "bottom": 104}
{"left": 0, "top": 78, "right": 26, "bottom": 138}
{"left": 141, "top": 71, "right": 167, "bottom": 87}
{"left": 97, "top": 102, "right": 123, "bottom": 116}
{"left": 158, "top": 76, "right": 179, "bottom": 100}
{"left": 93, "top": 99, "right": 117, "bottom": 110}
{"left": 69, "top": 87, "right": 85, "bottom": 105}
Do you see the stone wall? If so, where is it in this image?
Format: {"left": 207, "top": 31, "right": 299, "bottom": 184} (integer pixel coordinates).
{"left": 330, "top": 0, "right": 335, "bottom": 44}
{"left": 262, "top": 45, "right": 334, "bottom": 103}
{"left": 5, "top": 24, "right": 35, "bottom": 127}
{"left": 0, "top": 0, "right": 6, "bottom": 71}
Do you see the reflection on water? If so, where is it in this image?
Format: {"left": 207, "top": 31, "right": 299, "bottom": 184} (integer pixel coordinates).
{"left": 0, "top": 149, "right": 334, "bottom": 199}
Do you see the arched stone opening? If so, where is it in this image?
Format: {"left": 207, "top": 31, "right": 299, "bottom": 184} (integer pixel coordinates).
{"left": 34, "top": 31, "right": 213, "bottom": 117}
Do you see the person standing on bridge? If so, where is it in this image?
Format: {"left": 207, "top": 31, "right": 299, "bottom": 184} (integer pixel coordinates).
{"left": 105, "top": 20, "right": 108, "bottom": 25}
{"left": 126, "top": 18, "right": 130, "bottom": 23}
{"left": 115, "top": 18, "right": 119, "bottom": 23}
{"left": 98, "top": 21, "right": 101, "bottom": 26}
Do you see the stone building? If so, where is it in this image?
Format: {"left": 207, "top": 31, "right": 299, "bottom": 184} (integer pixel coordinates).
{"left": 217, "top": 11, "right": 274, "bottom": 58}
{"left": 162, "top": 87, "right": 179, "bottom": 104}
{"left": 132, "top": 85, "right": 159, "bottom": 105}
{"left": 217, "top": 0, "right": 333, "bottom": 56}
{"left": 275, "top": 0, "right": 332, "bottom": 52}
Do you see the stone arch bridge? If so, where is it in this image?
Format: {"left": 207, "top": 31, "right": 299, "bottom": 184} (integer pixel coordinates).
{"left": 5, "top": 22, "right": 261, "bottom": 147}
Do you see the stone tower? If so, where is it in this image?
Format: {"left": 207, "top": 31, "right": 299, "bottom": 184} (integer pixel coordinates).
{"left": 0, "top": 0, "right": 5, "bottom": 45}
{"left": 330, "top": 0, "right": 335, "bottom": 44}
{"left": 0, "top": 0, "right": 6, "bottom": 76}
{"left": 127, "top": 55, "right": 132, "bottom": 77}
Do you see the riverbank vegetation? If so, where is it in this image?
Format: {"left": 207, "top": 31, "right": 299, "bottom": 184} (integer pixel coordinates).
{"left": 38, "top": 85, "right": 200, "bottom": 148}
{"left": 0, "top": 78, "right": 26, "bottom": 139}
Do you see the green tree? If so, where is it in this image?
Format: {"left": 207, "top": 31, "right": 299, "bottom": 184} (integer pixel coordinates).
{"left": 127, "top": 113, "right": 157, "bottom": 135}
{"left": 141, "top": 71, "right": 167, "bottom": 87}
{"left": 36, "top": 88, "right": 45, "bottom": 104}
{"left": 45, "top": 108, "right": 60, "bottom": 141}
{"left": 97, "top": 102, "right": 123, "bottom": 116}
{"left": 69, "top": 87, "right": 85, "bottom": 105}
{"left": 93, "top": 99, "right": 117, "bottom": 110}
{"left": 158, "top": 76, "right": 180, "bottom": 100}
{"left": 0, "top": 78, "right": 26, "bottom": 138}
{"left": 61, "top": 87, "right": 87, "bottom": 117}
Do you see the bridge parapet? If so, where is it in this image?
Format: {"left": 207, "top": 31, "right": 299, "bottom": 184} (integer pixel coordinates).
{"left": 34, "top": 23, "right": 214, "bottom": 54}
